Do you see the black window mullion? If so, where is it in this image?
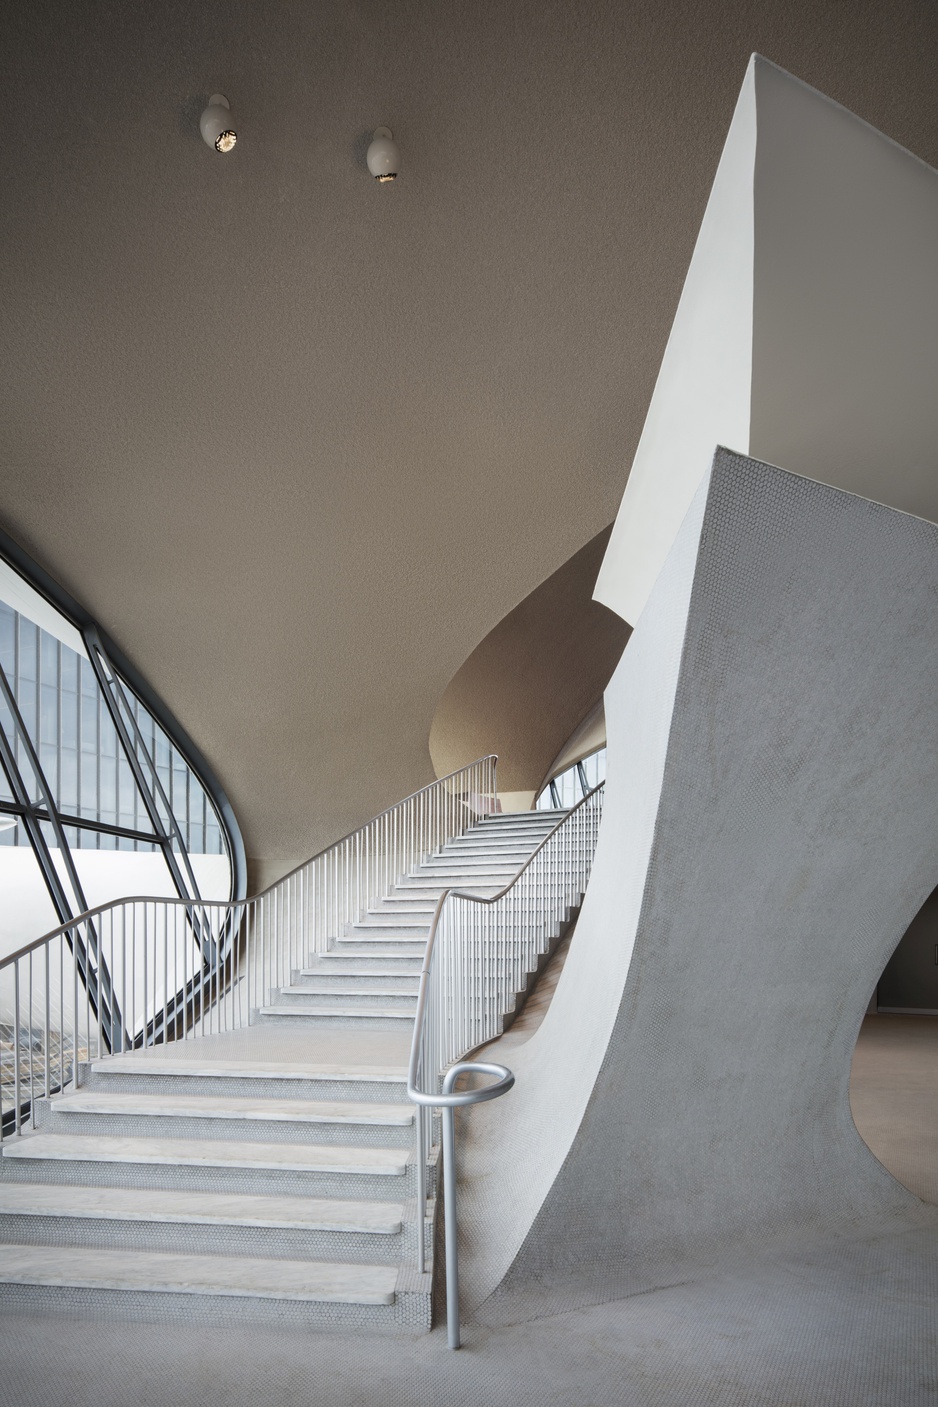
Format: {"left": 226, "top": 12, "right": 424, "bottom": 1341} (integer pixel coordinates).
{"left": 82, "top": 628, "right": 214, "bottom": 967}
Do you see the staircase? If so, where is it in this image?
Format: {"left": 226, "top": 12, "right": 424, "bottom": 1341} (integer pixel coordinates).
{"left": 0, "top": 809, "right": 564, "bottom": 1331}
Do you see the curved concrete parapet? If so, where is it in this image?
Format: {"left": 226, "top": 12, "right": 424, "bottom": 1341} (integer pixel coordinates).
{"left": 458, "top": 448, "right": 938, "bottom": 1320}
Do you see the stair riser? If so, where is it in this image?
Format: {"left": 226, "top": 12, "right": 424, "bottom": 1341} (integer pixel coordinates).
{"left": 0, "top": 1281, "right": 432, "bottom": 1333}
{"left": 271, "top": 991, "right": 418, "bottom": 1012}
{"left": 325, "top": 944, "right": 428, "bottom": 959}
{"left": 40, "top": 1109, "right": 414, "bottom": 1149}
{"left": 253, "top": 1012, "right": 414, "bottom": 1032}
{"left": 0, "top": 1213, "right": 420, "bottom": 1266}
{"left": 84, "top": 1071, "right": 410, "bottom": 1104}
{"left": 347, "top": 925, "right": 430, "bottom": 937}
{"left": 289, "top": 974, "right": 420, "bottom": 993}
{"left": 0, "top": 1157, "right": 419, "bottom": 1201}
{"left": 299, "top": 967, "right": 422, "bottom": 982}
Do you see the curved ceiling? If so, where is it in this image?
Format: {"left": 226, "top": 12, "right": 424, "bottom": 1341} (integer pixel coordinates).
{"left": 429, "top": 527, "right": 628, "bottom": 804}
{"left": 1, "top": 1, "right": 936, "bottom": 887}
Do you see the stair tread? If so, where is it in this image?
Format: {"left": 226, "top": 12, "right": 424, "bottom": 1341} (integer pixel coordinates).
{"left": 281, "top": 984, "right": 417, "bottom": 996}
{"left": 52, "top": 1092, "right": 414, "bottom": 1126}
{"left": 0, "top": 1244, "right": 399, "bottom": 1304}
{"left": 0, "top": 1183, "right": 404, "bottom": 1233}
{"left": 301, "top": 966, "right": 419, "bottom": 977}
{"left": 260, "top": 1005, "right": 414, "bottom": 1020}
{"left": 91, "top": 1057, "right": 407, "bottom": 1082}
{"left": 2, "top": 1133, "right": 409, "bottom": 1175}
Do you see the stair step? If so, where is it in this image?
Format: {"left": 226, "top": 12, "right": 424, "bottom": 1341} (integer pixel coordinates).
{"left": 279, "top": 984, "right": 418, "bottom": 999}
{"left": 2, "top": 1133, "right": 409, "bottom": 1177}
{"left": 332, "top": 932, "right": 427, "bottom": 945}
{"left": 91, "top": 1057, "right": 408, "bottom": 1084}
{"left": 300, "top": 964, "right": 420, "bottom": 978}
{"left": 0, "top": 1244, "right": 399, "bottom": 1305}
{"left": 259, "top": 1005, "right": 415, "bottom": 1021}
{"left": 52, "top": 1092, "right": 414, "bottom": 1127}
{"left": 0, "top": 1183, "right": 404, "bottom": 1234}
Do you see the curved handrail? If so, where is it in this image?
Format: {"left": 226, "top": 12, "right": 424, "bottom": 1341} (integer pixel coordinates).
{"left": 406, "top": 782, "right": 604, "bottom": 1344}
{"left": 1, "top": 755, "right": 499, "bottom": 970}
{"left": 408, "top": 780, "right": 604, "bottom": 1066}
{"left": 424, "top": 1061, "right": 515, "bottom": 1351}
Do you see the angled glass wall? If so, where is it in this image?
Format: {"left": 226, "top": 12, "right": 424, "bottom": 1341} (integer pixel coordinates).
{"left": 0, "top": 549, "right": 242, "bottom": 966}
{"left": 536, "top": 747, "right": 606, "bottom": 811}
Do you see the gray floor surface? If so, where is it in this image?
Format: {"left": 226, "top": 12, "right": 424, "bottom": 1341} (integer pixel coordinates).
{"left": 1, "top": 1015, "right": 935, "bottom": 1407}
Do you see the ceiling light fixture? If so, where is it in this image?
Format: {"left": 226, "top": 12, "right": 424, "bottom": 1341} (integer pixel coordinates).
{"left": 366, "top": 127, "right": 400, "bottom": 183}
{"left": 200, "top": 94, "right": 237, "bottom": 153}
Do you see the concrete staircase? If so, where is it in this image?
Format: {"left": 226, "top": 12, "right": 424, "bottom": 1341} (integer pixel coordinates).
{"left": 0, "top": 809, "right": 564, "bottom": 1330}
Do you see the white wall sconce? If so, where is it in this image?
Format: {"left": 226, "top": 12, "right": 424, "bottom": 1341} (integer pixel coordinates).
{"left": 0, "top": 817, "right": 15, "bottom": 832}
{"left": 366, "top": 127, "right": 400, "bottom": 182}
{"left": 200, "top": 95, "right": 237, "bottom": 153}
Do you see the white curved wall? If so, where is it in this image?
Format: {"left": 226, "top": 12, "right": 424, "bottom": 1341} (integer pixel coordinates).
{"left": 596, "top": 57, "right": 938, "bottom": 627}
{"left": 459, "top": 451, "right": 938, "bottom": 1320}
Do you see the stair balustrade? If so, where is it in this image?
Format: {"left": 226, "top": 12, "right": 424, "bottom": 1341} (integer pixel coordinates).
{"left": 407, "top": 781, "right": 605, "bottom": 1345}
{"left": 0, "top": 757, "right": 498, "bottom": 1138}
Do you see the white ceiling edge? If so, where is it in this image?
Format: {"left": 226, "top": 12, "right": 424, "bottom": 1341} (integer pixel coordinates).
{"left": 0, "top": 555, "right": 87, "bottom": 658}
{"left": 593, "top": 55, "right": 757, "bottom": 626}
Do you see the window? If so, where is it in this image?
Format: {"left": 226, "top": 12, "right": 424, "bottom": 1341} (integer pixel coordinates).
{"left": 0, "top": 551, "right": 242, "bottom": 961}
{"left": 536, "top": 747, "right": 606, "bottom": 810}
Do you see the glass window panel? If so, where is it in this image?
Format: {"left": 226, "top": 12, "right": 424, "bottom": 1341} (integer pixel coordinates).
{"left": 40, "top": 632, "right": 58, "bottom": 682}
{"left": 16, "top": 677, "right": 37, "bottom": 737}
{"left": 62, "top": 697, "right": 78, "bottom": 751}
{"left": 59, "top": 748, "right": 78, "bottom": 813}
{"left": 40, "top": 682, "right": 58, "bottom": 745}
{"left": 0, "top": 603, "right": 14, "bottom": 673}
{"left": 79, "top": 657, "right": 96, "bottom": 698}
{"left": 80, "top": 753, "right": 99, "bottom": 816}
{"left": 17, "top": 619, "right": 38, "bottom": 682}
{"left": 60, "top": 647, "right": 78, "bottom": 695}
{"left": 99, "top": 753, "right": 117, "bottom": 808}
{"left": 80, "top": 690, "right": 98, "bottom": 753}
{"left": 40, "top": 743, "right": 58, "bottom": 794}
{"left": 154, "top": 732, "right": 171, "bottom": 770}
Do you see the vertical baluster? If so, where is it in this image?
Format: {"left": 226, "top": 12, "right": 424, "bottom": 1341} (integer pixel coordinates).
{"left": 43, "top": 942, "right": 51, "bottom": 1103}
{"left": 13, "top": 962, "right": 21, "bottom": 1134}
{"left": 28, "top": 950, "right": 36, "bottom": 1128}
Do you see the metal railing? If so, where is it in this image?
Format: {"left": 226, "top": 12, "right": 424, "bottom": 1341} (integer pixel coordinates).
{"left": 0, "top": 756, "right": 498, "bottom": 1137}
{"left": 407, "top": 780, "right": 605, "bottom": 1345}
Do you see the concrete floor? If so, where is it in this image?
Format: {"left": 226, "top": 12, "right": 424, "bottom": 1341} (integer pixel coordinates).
{"left": 850, "top": 1014, "right": 938, "bottom": 1204}
{"left": 0, "top": 1014, "right": 935, "bottom": 1407}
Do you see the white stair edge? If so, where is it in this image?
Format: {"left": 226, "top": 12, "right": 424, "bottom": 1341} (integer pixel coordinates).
{"left": 0, "top": 1244, "right": 399, "bottom": 1305}
{"left": 2, "top": 1133, "right": 409, "bottom": 1176}
{"left": 52, "top": 1092, "right": 414, "bottom": 1126}
{"left": 0, "top": 1183, "right": 404, "bottom": 1234}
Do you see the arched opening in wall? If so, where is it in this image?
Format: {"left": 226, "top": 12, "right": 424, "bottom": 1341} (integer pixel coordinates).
{"left": 849, "top": 884, "right": 938, "bottom": 1206}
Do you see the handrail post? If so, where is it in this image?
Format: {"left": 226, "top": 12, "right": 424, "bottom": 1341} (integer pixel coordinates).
{"left": 441, "top": 1079, "right": 460, "bottom": 1348}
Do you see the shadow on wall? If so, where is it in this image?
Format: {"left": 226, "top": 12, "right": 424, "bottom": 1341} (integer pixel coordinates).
{"left": 429, "top": 526, "right": 630, "bottom": 808}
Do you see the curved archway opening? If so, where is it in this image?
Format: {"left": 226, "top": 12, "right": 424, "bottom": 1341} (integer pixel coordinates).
{"left": 850, "top": 884, "right": 938, "bottom": 1205}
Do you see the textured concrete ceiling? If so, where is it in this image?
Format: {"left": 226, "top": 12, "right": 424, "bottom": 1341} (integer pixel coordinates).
{"left": 1, "top": 0, "right": 937, "bottom": 886}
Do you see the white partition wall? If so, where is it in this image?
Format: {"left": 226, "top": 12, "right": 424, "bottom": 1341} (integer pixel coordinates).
{"left": 595, "top": 57, "right": 938, "bottom": 627}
